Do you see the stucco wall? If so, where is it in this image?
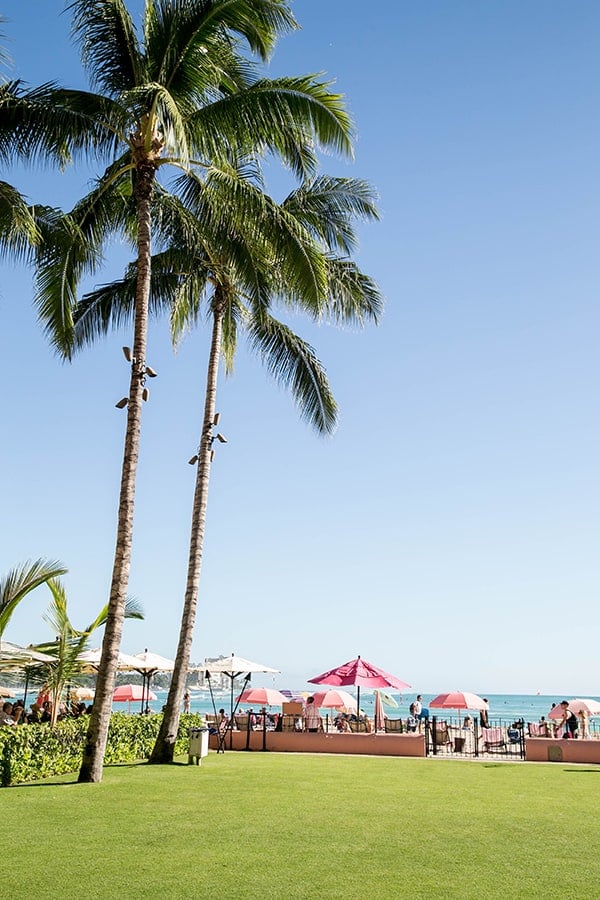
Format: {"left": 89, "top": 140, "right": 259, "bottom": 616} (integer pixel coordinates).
{"left": 525, "top": 738, "right": 600, "bottom": 764}
{"left": 209, "top": 729, "right": 426, "bottom": 757}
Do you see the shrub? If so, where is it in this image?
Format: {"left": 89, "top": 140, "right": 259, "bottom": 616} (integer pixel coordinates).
{"left": 0, "top": 712, "right": 204, "bottom": 786}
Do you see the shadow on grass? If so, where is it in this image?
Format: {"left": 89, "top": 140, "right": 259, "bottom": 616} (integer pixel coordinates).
{"left": 563, "top": 767, "right": 600, "bottom": 774}
{"left": 8, "top": 758, "right": 192, "bottom": 789}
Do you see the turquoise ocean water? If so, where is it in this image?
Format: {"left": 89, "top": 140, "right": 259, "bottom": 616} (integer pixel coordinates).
{"left": 146, "top": 690, "right": 600, "bottom": 726}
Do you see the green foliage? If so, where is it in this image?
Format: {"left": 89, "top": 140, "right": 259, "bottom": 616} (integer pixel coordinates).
{"left": 0, "top": 712, "right": 203, "bottom": 786}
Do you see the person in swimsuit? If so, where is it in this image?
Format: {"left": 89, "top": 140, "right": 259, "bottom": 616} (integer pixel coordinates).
{"left": 557, "top": 701, "right": 578, "bottom": 738}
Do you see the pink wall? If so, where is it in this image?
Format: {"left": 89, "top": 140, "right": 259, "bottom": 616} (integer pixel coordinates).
{"left": 209, "top": 730, "right": 426, "bottom": 757}
{"left": 525, "top": 738, "right": 600, "bottom": 764}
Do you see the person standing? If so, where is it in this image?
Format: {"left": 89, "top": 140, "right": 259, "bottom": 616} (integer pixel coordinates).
{"left": 557, "top": 700, "right": 578, "bottom": 739}
{"left": 183, "top": 691, "right": 191, "bottom": 714}
{"left": 304, "top": 696, "right": 322, "bottom": 733}
{"left": 413, "top": 694, "right": 423, "bottom": 731}
{"left": 479, "top": 699, "right": 490, "bottom": 729}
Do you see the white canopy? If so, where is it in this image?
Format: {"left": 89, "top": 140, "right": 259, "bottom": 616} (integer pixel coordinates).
{"left": 204, "top": 654, "right": 279, "bottom": 675}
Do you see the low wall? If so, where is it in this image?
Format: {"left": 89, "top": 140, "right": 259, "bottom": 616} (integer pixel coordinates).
{"left": 525, "top": 738, "right": 600, "bottom": 765}
{"left": 209, "top": 729, "right": 425, "bottom": 758}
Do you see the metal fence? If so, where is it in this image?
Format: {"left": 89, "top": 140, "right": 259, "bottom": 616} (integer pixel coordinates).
{"left": 425, "top": 716, "right": 526, "bottom": 760}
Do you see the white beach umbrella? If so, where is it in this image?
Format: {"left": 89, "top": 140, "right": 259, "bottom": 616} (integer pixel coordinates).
{"left": 204, "top": 654, "right": 280, "bottom": 748}
{"left": 76, "top": 648, "right": 142, "bottom": 673}
{"left": 0, "top": 640, "right": 55, "bottom": 666}
{"left": 131, "top": 649, "right": 176, "bottom": 713}
{"left": 205, "top": 654, "right": 279, "bottom": 675}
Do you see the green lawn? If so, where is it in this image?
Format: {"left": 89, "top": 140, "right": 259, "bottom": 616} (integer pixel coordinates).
{"left": 2, "top": 753, "right": 599, "bottom": 898}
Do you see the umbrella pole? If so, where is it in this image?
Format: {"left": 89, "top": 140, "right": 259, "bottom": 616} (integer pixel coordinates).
{"left": 23, "top": 667, "right": 30, "bottom": 707}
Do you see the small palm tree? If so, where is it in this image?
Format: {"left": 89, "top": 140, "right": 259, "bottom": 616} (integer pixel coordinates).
{"left": 35, "top": 0, "right": 354, "bottom": 783}
{"left": 32, "top": 579, "right": 143, "bottom": 726}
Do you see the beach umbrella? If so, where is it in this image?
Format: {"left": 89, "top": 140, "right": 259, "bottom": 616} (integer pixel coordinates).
{"left": 380, "top": 691, "right": 399, "bottom": 708}
{"left": 429, "top": 691, "right": 487, "bottom": 721}
{"left": 374, "top": 690, "right": 386, "bottom": 732}
{"left": 113, "top": 683, "right": 157, "bottom": 713}
{"left": 548, "top": 699, "right": 600, "bottom": 719}
{"left": 0, "top": 641, "right": 55, "bottom": 668}
{"left": 0, "top": 642, "right": 56, "bottom": 705}
{"left": 76, "top": 648, "right": 141, "bottom": 673}
{"left": 71, "top": 686, "right": 95, "bottom": 701}
{"left": 237, "top": 687, "right": 287, "bottom": 707}
{"left": 280, "top": 689, "right": 306, "bottom": 703}
{"left": 132, "top": 649, "right": 175, "bottom": 713}
{"left": 205, "top": 653, "right": 280, "bottom": 751}
{"left": 308, "top": 656, "right": 411, "bottom": 721}
{"left": 310, "top": 689, "right": 357, "bottom": 711}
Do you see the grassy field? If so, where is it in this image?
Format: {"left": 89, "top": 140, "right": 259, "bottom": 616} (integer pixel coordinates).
{"left": 2, "top": 752, "right": 599, "bottom": 898}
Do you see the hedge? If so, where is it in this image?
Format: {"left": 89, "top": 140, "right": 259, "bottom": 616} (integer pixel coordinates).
{"left": 0, "top": 712, "right": 204, "bottom": 786}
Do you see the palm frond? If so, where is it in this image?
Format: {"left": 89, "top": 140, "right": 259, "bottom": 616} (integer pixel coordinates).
{"left": 69, "top": 0, "right": 143, "bottom": 95}
{"left": 34, "top": 168, "right": 134, "bottom": 357}
{"left": 188, "top": 75, "right": 354, "bottom": 179}
{"left": 282, "top": 176, "right": 379, "bottom": 255}
{"left": 0, "top": 182, "right": 40, "bottom": 259}
{"left": 247, "top": 311, "right": 337, "bottom": 434}
{"left": 0, "top": 559, "right": 67, "bottom": 639}
{"left": 324, "top": 258, "right": 384, "bottom": 327}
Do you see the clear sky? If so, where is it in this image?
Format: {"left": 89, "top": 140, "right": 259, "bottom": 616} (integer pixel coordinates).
{"left": 1, "top": 1, "right": 599, "bottom": 695}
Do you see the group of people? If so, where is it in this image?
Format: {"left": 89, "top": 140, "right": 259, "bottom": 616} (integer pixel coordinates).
{"left": 546, "top": 701, "right": 589, "bottom": 739}
{"left": 0, "top": 697, "right": 93, "bottom": 726}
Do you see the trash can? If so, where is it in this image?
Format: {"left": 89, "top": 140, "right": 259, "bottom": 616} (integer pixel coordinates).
{"left": 188, "top": 727, "right": 209, "bottom": 765}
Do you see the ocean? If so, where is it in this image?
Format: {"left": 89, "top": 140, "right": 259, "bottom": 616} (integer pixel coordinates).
{"left": 146, "top": 690, "right": 598, "bottom": 726}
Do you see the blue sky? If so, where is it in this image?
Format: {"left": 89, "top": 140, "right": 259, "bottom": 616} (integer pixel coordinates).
{"left": 1, "top": 1, "right": 599, "bottom": 694}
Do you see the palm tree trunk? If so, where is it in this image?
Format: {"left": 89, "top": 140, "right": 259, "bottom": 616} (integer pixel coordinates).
{"left": 78, "top": 165, "right": 154, "bottom": 783}
{"left": 149, "top": 290, "right": 225, "bottom": 763}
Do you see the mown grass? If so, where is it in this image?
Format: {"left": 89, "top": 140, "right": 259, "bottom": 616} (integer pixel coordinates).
{"left": 2, "top": 753, "right": 599, "bottom": 898}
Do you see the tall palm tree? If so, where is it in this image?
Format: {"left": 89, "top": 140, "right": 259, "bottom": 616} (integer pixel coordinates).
{"left": 69, "top": 165, "right": 382, "bottom": 762}
{"left": 32, "top": 579, "right": 143, "bottom": 725}
{"left": 35, "top": 0, "right": 353, "bottom": 783}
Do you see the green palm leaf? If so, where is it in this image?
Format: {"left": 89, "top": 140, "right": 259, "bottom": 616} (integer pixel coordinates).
{"left": 0, "top": 559, "right": 67, "bottom": 640}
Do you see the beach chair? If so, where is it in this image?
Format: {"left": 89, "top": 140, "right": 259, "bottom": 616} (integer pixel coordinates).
{"left": 281, "top": 714, "right": 299, "bottom": 732}
{"left": 433, "top": 721, "right": 451, "bottom": 750}
{"left": 481, "top": 726, "right": 506, "bottom": 752}
{"left": 348, "top": 720, "right": 370, "bottom": 733}
{"left": 384, "top": 718, "right": 404, "bottom": 733}
{"left": 528, "top": 722, "right": 548, "bottom": 737}
{"left": 235, "top": 714, "right": 249, "bottom": 732}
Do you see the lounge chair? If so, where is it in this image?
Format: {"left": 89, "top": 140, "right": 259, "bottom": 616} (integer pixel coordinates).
{"left": 528, "top": 722, "right": 549, "bottom": 737}
{"left": 384, "top": 718, "right": 404, "bottom": 733}
{"left": 432, "top": 721, "right": 451, "bottom": 750}
{"left": 348, "top": 720, "right": 370, "bottom": 733}
{"left": 481, "top": 726, "right": 506, "bottom": 752}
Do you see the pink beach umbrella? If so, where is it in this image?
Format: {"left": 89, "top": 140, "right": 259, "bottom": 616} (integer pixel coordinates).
{"left": 236, "top": 687, "right": 288, "bottom": 707}
{"left": 309, "top": 656, "right": 411, "bottom": 720}
{"left": 373, "top": 690, "right": 386, "bottom": 732}
{"left": 548, "top": 699, "right": 600, "bottom": 719}
{"left": 113, "top": 683, "right": 157, "bottom": 713}
{"left": 311, "top": 690, "right": 357, "bottom": 712}
{"left": 429, "top": 691, "right": 487, "bottom": 722}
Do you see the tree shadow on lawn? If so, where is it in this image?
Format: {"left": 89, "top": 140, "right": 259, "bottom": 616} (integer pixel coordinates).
{"left": 8, "top": 759, "right": 191, "bottom": 789}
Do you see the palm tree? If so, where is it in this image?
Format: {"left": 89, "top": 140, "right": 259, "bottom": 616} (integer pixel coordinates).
{"left": 35, "top": 0, "right": 354, "bottom": 783}
{"left": 0, "top": 558, "right": 67, "bottom": 641}
{"left": 69, "top": 165, "right": 382, "bottom": 762}
{"left": 32, "top": 579, "right": 143, "bottom": 725}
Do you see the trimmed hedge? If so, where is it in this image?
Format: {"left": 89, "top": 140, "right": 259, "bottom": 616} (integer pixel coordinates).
{"left": 0, "top": 712, "right": 204, "bottom": 786}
